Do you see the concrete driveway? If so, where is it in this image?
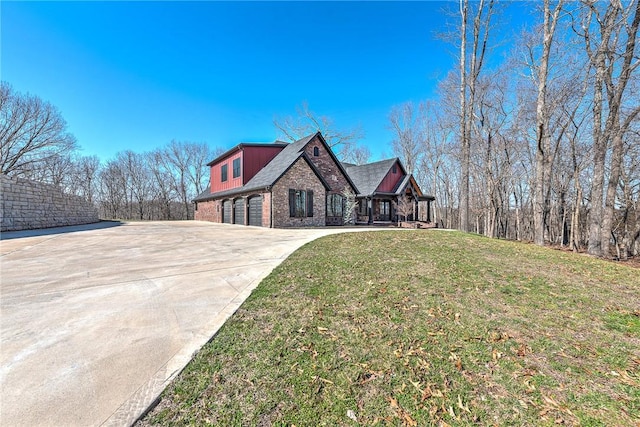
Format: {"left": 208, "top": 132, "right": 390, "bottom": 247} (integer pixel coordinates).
{"left": 0, "top": 221, "right": 360, "bottom": 426}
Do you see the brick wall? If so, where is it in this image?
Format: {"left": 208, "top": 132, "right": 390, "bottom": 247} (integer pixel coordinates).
{"left": 303, "top": 134, "right": 354, "bottom": 194}
{"left": 1, "top": 174, "right": 99, "bottom": 232}
{"left": 261, "top": 192, "right": 271, "bottom": 227}
{"left": 272, "top": 158, "right": 326, "bottom": 227}
{"left": 194, "top": 199, "right": 221, "bottom": 223}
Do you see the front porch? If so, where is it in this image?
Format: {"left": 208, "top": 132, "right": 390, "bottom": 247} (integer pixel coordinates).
{"left": 355, "top": 195, "right": 433, "bottom": 225}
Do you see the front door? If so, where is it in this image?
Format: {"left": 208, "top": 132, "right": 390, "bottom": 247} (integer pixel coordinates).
{"left": 380, "top": 200, "right": 391, "bottom": 221}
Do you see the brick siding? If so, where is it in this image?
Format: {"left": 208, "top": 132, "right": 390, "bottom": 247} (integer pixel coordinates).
{"left": 272, "top": 158, "right": 326, "bottom": 227}
{"left": 194, "top": 199, "right": 221, "bottom": 222}
{"left": 303, "top": 134, "right": 354, "bottom": 195}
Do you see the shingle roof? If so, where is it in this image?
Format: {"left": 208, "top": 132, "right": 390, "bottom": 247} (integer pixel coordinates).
{"left": 342, "top": 158, "right": 399, "bottom": 197}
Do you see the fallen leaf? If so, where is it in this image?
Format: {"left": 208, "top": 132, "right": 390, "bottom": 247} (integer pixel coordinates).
{"left": 402, "top": 412, "right": 417, "bottom": 426}
{"left": 421, "top": 385, "right": 433, "bottom": 401}
{"left": 448, "top": 405, "right": 457, "bottom": 419}
{"left": 457, "top": 395, "right": 471, "bottom": 413}
{"left": 387, "top": 396, "right": 399, "bottom": 409}
{"left": 312, "top": 376, "right": 334, "bottom": 384}
{"left": 410, "top": 380, "right": 422, "bottom": 394}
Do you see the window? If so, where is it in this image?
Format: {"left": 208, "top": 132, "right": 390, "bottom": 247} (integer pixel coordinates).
{"left": 221, "top": 164, "right": 228, "bottom": 182}
{"left": 392, "top": 164, "right": 397, "bottom": 174}
{"left": 326, "top": 193, "right": 343, "bottom": 217}
{"left": 289, "top": 189, "right": 314, "bottom": 218}
{"left": 313, "top": 146, "right": 320, "bottom": 156}
{"left": 233, "top": 158, "right": 241, "bottom": 178}
{"left": 380, "top": 200, "right": 391, "bottom": 216}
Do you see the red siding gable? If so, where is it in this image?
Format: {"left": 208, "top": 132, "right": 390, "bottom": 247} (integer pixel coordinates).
{"left": 210, "top": 151, "right": 243, "bottom": 193}
{"left": 209, "top": 144, "right": 286, "bottom": 194}
{"left": 242, "top": 145, "right": 285, "bottom": 183}
{"left": 377, "top": 160, "right": 404, "bottom": 192}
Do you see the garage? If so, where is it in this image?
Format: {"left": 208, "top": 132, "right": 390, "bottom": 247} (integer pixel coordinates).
{"left": 248, "top": 195, "right": 262, "bottom": 226}
{"left": 222, "top": 200, "right": 232, "bottom": 223}
{"left": 233, "top": 198, "right": 245, "bottom": 225}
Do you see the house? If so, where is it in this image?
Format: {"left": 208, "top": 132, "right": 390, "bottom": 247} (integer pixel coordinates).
{"left": 342, "top": 159, "right": 434, "bottom": 224}
{"left": 193, "top": 132, "right": 434, "bottom": 227}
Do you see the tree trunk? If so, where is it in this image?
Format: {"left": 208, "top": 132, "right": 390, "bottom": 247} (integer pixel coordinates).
{"left": 533, "top": 0, "right": 563, "bottom": 246}
{"left": 459, "top": 0, "right": 470, "bottom": 232}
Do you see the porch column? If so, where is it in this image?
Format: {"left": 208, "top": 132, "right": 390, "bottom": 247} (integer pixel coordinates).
{"left": 368, "top": 198, "right": 373, "bottom": 225}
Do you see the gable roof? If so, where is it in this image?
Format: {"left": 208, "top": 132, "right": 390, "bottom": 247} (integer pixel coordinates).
{"left": 342, "top": 158, "right": 403, "bottom": 197}
{"left": 395, "top": 174, "right": 427, "bottom": 198}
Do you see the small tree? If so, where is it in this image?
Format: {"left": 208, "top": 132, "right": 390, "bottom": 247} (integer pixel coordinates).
{"left": 342, "top": 187, "right": 358, "bottom": 225}
{"left": 396, "top": 195, "right": 414, "bottom": 225}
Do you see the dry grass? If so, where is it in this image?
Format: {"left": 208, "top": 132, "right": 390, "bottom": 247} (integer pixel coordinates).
{"left": 139, "top": 230, "right": 640, "bottom": 426}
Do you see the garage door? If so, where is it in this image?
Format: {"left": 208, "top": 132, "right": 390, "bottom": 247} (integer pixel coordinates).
{"left": 234, "top": 198, "right": 245, "bottom": 225}
{"left": 222, "top": 200, "right": 232, "bottom": 223}
{"left": 248, "top": 196, "right": 262, "bottom": 226}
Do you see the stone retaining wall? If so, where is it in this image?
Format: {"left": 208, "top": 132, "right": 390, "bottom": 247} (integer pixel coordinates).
{"left": 1, "top": 174, "right": 100, "bottom": 231}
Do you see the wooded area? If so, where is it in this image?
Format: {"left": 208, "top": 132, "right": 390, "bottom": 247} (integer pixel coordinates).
{"left": 1, "top": 1, "right": 638, "bottom": 258}
{"left": 389, "top": 0, "right": 640, "bottom": 259}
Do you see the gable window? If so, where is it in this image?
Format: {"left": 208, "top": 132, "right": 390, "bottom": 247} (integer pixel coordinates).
{"left": 221, "top": 164, "right": 228, "bottom": 182}
{"left": 392, "top": 164, "right": 397, "bottom": 174}
{"left": 233, "top": 158, "right": 241, "bottom": 178}
{"left": 313, "top": 146, "right": 320, "bottom": 157}
{"left": 289, "top": 189, "right": 314, "bottom": 218}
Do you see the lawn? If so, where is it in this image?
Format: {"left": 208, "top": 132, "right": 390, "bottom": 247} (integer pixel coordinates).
{"left": 139, "top": 230, "right": 640, "bottom": 426}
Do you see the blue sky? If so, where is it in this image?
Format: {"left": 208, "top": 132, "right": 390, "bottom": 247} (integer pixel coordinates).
{"left": 2, "top": 1, "right": 535, "bottom": 162}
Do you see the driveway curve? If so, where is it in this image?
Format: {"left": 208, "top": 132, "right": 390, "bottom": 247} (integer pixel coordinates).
{"left": 0, "top": 221, "right": 366, "bottom": 426}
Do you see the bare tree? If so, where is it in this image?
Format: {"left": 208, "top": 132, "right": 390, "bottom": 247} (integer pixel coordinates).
{"left": 148, "top": 150, "right": 175, "bottom": 220}
{"left": 21, "top": 152, "right": 74, "bottom": 188}
{"left": 457, "top": 0, "right": 496, "bottom": 232}
{"left": 388, "top": 101, "right": 423, "bottom": 175}
{"left": 341, "top": 187, "right": 358, "bottom": 225}
{"left": 577, "top": 0, "right": 640, "bottom": 257}
{"left": 274, "top": 102, "right": 364, "bottom": 161}
{"left": 98, "top": 159, "right": 127, "bottom": 219}
{"left": 0, "top": 82, "right": 78, "bottom": 177}
{"left": 70, "top": 155, "right": 101, "bottom": 204}
{"left": 159, "top": 140, "right": 212, "bottom": 220}
{"left": 531, "top": 0, "right": 565, "bottom": 246}
{"left": 351, "top": 145, "right": 371, "bottom": 166}
{"left": 395, "top": 194, "right": 413, "bottom": 225}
